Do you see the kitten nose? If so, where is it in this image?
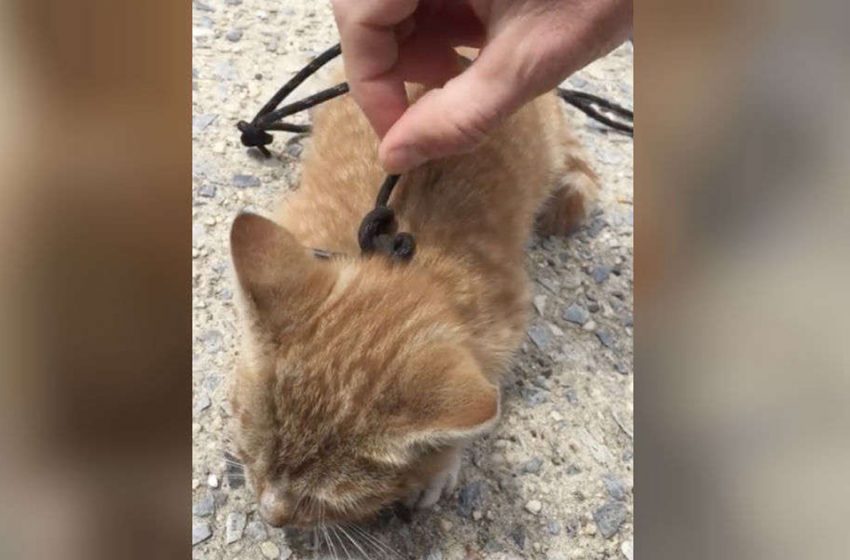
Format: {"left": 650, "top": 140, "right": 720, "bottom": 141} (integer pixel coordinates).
{"left": 259, "top": 488, "right": 290, "bottom": 527}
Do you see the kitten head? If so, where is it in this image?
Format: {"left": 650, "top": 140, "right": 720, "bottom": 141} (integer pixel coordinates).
{"left": 228, "top": 213, "right": 499, "bottom": 528}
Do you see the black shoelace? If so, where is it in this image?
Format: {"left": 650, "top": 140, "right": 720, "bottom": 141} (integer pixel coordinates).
{"left": 237, "top": 42, "right": 634, "bottom": 263}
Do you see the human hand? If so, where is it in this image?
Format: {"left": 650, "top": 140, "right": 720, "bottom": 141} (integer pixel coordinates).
{"left": 332, "top": 0, "right": 632, "bottom": 173}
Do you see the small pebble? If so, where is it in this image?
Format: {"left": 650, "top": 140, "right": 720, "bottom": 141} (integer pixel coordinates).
{"left": 192, "top": 491, "right": 215, "bottom": 517}
{"left": 593, "top": 500, "right": 627, "bottom": 538}
{"left": 563, "top": 303, "right": 590, "bottom": 325}
{"left": 260, "top": 541, "right": 280, "bottom": 559}
{"left": 439, "top": 519, "right": 454, "bottom": 532}
{"left": 198, "top": 183, "right": 216, "bottom": 198}
{"left": 591, "top": 265, "right": 611, "bottom": 283}
{"left": 193, "top": 392, "right": 211, "bottom": 414}
{"left": 456, "top": 481, "right": 484, "bottom": 518}
{"left": 527, "top": 325, "right": 551, "bottom": 350}
{"left": 547, "top": 520, "right": 562, "bottom": 536}
{"left": 596, "top": 328, "right": 616, "bottom": 349}
{"left": 192, "top": 521, "right": 212, "bottom": 546}
{"left": 533, "top": 295, "right": 547, "bottom": 316}
{"left": 525, "top": 500, "right": 543, "bottom": 514}
{"left": 207, "top": 474, "right": 219, "bottom": 488}
{"left": 510, "top": 525, "right": 527, "bottom": 549}
{"left": 472, "top": 510, "right": 483, "bottom": 521}
{"left": 521, "top": 457, "right": 544, "bottom": 475}
{"left": 244, "top": 520, "right": 267, "bottom": 540}
{"left": 225, "top": 511, "right": 247, "bottom": 544}
{"left": 232, "top": 174, "right": 261, "bottom": 188}
{"left": 226, "top": 29, "right": 243, "bottom": 42}
{"left": 424, "top": 549, "right": 444, "bottom": 560}
{"left": 621, "top": 540, "right": 634, "bottom": 560}
{"left": 604, "top": 474, "right": 628, "bottom": 500}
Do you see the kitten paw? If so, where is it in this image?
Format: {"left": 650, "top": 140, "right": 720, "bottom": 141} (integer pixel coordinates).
{"left": 415, "top": 451, "right": 462, "bottom": 510}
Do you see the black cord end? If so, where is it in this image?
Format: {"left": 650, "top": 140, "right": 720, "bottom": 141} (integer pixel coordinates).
{"left": 237, "top": 120, "right": 274, "bottom": 157}
{"left": 390, "top": 233, "right": 416, "bottom": 261}
{"left": 358, "top": 206, "right": 415, "bottom": 262}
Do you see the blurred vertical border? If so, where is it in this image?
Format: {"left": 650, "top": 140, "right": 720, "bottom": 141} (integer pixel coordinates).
{"left": 637, "top": 0, "right": 850, "bottom": 558}
{"left": 0, "top": 1, "right": 190, "bottom": 559}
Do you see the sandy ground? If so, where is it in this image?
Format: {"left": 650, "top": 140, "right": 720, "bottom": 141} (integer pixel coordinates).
{"left": 192, "top": 1, "right": 633, "bottom": 559}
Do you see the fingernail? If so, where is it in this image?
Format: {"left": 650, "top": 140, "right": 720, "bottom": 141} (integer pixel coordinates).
{"left": 383, "top": 144, "right": 427, "bottom": 173}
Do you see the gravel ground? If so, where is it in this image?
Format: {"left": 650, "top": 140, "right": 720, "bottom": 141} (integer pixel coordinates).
{"left": 192, "top": 2, "right": 633, "bottom": 559}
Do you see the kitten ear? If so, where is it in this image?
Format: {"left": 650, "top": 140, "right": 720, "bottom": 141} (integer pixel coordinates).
{"left": 402, "top": 348, "right": 500, "bottom": 447}
{"left": 230, "top": 212, "right": 335, "bottom": 320}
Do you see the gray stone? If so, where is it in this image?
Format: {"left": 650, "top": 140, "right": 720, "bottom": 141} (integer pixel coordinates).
{"left": 510, "top": 524, "right": 526, "bottom": 549}
{"left": 225, "top": 511, "right": 247, "bottom": 544}
{"left": 614, "top": 362, "right": 629, "bottom": 375}
{"left": 604, "top": 474, "right": 628, "bottom": 500}
{"left": 244, "top": 520, "right": 267, "bottom": 540}
{"left": 596, "top": 327, "right": 616, "bottom": 349}
{"left": 192, "top": 113, "right": 218, "bottom": 133}
{"left": 568, "top": 75, "right": 589, "bottom": 89}
{"left": 424, "top": 549, "right": 443, "bottom": 560}
{"left": 536, "top": 277, "right": 560, "bottom": 294}
{"left": 521, "top": 457, "right": 543, "bottom": 475}
{"left": 193, "top": 2, "right": 215, "bottom": 14}
{"left": 232, "top": 174, "right": 261, "bottom": 188}
{"left": 547, "top": 520, "right": 561, "bottom": 536}
{"left": 593, "top": 500, "right": 627, "bottom": 538}
{"left": 192, "top": 491, "right": 215, "bottom": 517}
{"left": 199, "top": 329, "right": 223, "bottom": 353}
{"left": 621, "top": 540, "right": 634, "bottom": 560}
{"left": 587, "top": 218, "right": 607, "bottom": 238}
{"left": 456, "top": 481, "right": 485, "bottom": 518}
{"left": 193, "top": 392, "right": 211, "bottom": 414}
{"left": 226, "top": 29, "right": 243, "bottom": 42}
{"left": 192, "top": 521, "right": 212, "bottom": 546}
{"left": 524, "top": 499, "right": 542, "bottom": 514}
{"left": 260, "top": 541, "right": 280, "bottom": 558}
{"left": 198, "top": 183, "right": 217, "bottom": 198}
{"left": 285, "top": 137, "right": 304, "bottom": 158}
{"left": 522, "top": 388, "right": 549, "bottom": 406}
{"left": 563, "top": 304, "right": 589, "bottom": 325}
{"left": 527, "top": 325, "right": 551, "bottom": 350}
{"left": 591, "top": 265, "right": 611, "bottom": 283}
{"left": 533, "top": 294, "right": 547, "bottom": 316}
{"left": 225, "top": 0, "right": 242, "bottom": 5}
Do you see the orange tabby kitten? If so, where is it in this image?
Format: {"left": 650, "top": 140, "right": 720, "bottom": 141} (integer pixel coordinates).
{"left": 228, "top": 66, "right": 598, "bottom": 528}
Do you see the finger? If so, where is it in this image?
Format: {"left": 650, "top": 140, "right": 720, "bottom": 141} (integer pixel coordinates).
{"left": 394, "top": 29, "right": 463, "bottom": 87}
{"left": 378, "top": 32, "right": 540, "bottom": 173}
{"left": 332, "top": 0, "right": 419, "bottom": 137}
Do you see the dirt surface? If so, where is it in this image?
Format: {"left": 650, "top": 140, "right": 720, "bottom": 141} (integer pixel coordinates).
{"left": 192, "top": 2, "right": 633, "bottom": 559}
